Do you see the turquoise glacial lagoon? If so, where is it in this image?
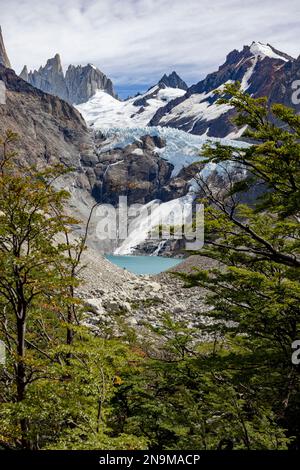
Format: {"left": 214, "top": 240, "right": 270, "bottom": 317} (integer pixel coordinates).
{"left": 106, "top": 254, "right": 182, "bottom": 275}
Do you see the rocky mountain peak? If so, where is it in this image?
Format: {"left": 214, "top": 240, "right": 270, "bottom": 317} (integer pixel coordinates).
{"left": 0, "top": 26, "right": 11, "bottom": 69}
{"left": 46, "top": 53, "right": 63, "bottom": 72}
{"left": 150, "top": 41, "right": 297, "bottom": 138}
{"left": 222, "top": 42, "right": 292, "bottom": 71}
{"left": 159, "top": 71, "right": 188, "bottom": 90}
{"left": 65, "top": 63, "right": 115, "bottom": 104}
{"left": 23, "top": 54, "right": 68, "bottom": 102}
{"left": 20, "top": 65, "right": 28, "bottom": 81}
{"left": 249, "top": 41, "right": 294, "bottom": 62}
{"left": 20, "top": 56, "right": 115, "bottom": 105}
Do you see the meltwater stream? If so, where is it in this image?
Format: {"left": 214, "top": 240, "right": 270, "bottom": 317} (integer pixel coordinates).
{"left": 105, "top": 254, "right": 182, "bottom": 275}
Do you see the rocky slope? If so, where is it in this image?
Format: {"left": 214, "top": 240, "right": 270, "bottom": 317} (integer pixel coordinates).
{"left": 79, "top": 248, "right": 214, "bottom": 335}
{"left": 20, "top": 54, "right": 115, "bottom": 105}
{"left": 0, "top": 64, "right": 92, "bottom": 168}
{"left": 269, "top": 55, "right": 300, "bottom": 114}
{"left": 149, "top": 42, "right": 297, "bottom": 137}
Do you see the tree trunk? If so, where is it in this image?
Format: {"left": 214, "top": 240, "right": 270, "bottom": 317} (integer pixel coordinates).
{"left": 16, "top": 313, "right": 30, "bottom": 448}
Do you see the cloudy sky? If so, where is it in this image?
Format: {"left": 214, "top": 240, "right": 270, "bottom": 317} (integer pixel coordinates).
{"left": 1, "top": 0, "right": 300, "bottom": 97}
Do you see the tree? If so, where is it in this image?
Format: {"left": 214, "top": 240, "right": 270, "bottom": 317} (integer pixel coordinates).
{"left": 111, "top": 315, "right": 289, "bottom": 450}
{"left": 0, "top": 131, "right": 77, "bottom": 446}
{"left": 175, "top": 83, "right": 300, "bottom": 448}
{"left": 0, "top": 131, "right": 145, "bottom": 450}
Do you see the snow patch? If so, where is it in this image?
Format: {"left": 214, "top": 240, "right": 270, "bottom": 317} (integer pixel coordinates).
{"left": 250, "top": 42, "right": 289, "bottom": 62}
{"left": 241, "top": 57, "right": 258, "bottom": 91}
{"left": 159, "top": 82, "right": 234, "bottom": 129}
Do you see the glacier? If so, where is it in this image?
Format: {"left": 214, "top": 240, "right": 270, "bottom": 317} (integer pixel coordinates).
{"left": 95, "top": 126, "right": 248, "bottom": 177}
{"left": 76, "top": 87, "right": 249, "bottom": 254}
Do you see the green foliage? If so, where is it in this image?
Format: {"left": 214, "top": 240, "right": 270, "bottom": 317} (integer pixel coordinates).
{"left": 172, "top": 83, "right": 300, "bottom": 448}
{"left": 1, "top": 82, "right": 300, "bottom": 451}
{"left": 111, "top": 317, "right": 289, "bottom": 450}
{"left": 0, "top": 131, "right": 145, "bottom": 450}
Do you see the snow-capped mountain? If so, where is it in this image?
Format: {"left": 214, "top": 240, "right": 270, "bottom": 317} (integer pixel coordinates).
{"left": 149, "top": 42, "right": 295, "bottom": 137}
{"left": 76, "top": 74, "right": 187, "bottom": 128}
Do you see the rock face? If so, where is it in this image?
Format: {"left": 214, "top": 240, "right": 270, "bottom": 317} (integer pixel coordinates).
{"left": 21, "top": 55, "right": 115, "bottom": 105}
{"left": 89, "top": 133, "right": 201, "bottom": 206}
{"left": 0, "top": 27, "right": 11, "bottom": 68}
{"left": 24, "top": 54, "right": 69, "bottom": 102}
{"left": 159, "top": 71, "right": 188, "bottom": 90}
{"left": 65, "top": 64, "right": 115, "bottom": 104}
{"left": 149, "top": 42, "right": 297, "bottom": 137}
{"left": 0, "top": 64, "right": 93, "bottom": 170}
{"left": 268, "top": 55, "right": 300, "bottom": 115}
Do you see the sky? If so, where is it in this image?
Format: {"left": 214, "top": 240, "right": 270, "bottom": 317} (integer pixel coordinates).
{"left": 1, "top": 0, "right": 300, "bottom": 98}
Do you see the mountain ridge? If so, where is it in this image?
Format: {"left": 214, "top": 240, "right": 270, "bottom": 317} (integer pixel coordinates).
{"left": 20, "top": 53, "right": 115, "bottom": 105}
{"left": 149, "top": 41, "right": 298, "bottom": 137}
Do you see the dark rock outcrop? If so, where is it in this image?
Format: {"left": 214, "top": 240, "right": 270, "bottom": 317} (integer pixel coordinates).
{"left": 88, "top": 133, "right": 198, "bottom": 206}
{"left": 91, "top": 135, "right": 172, "bottom": 205}
{"left": 158, "top": 71, "right": 188, "bottom": 90}
{"left": 21, "top": 56, "right": 115, "bottom": 105}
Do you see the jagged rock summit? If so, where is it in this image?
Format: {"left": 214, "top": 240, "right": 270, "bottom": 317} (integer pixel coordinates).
{"left": 65, "top": 63, "right": 115, "bottom": 104}
{"left": 22, "top": 53, "right": 69, "bottom": 102}
{"left": 159, "top": 71, "right": 188, "bottom": 90}
{"left": 0, "top": 26, "right": 11, "bottom": 69}
{"left": 21, "top": 55, "right": 115, "bottom": 105}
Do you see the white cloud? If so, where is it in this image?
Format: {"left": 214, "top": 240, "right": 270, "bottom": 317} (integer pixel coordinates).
{"left": 1, "top": 0, "right": 299, "bottom": 86}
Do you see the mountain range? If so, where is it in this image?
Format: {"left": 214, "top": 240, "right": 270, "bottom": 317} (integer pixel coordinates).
{"left": 75, "top": 40, "right": 300, "bottom": 139}
{"left": 12, "top": 36, "right": 300, "bottom": 139}
{"left": 20, "top": 54, "right": 115, "bottom": 105}
{"left": 1, "top": 27, "right": 300, "bottom": 254}
{"left": 149, "top": 42, "right": 299, "bottom": 137}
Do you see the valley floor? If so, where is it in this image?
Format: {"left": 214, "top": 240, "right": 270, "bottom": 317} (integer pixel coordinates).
{"left": 78, "top": 247, "right": 217, "bottom": 336}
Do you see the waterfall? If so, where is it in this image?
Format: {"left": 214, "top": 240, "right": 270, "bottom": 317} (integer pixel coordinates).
{"left": 151, "top": 240, "right": 167, "bottom": 256}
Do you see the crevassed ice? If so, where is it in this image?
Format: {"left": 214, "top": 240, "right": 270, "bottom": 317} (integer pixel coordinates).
{"left": 96, "top": 126, "right": 249, "bottom": 177}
